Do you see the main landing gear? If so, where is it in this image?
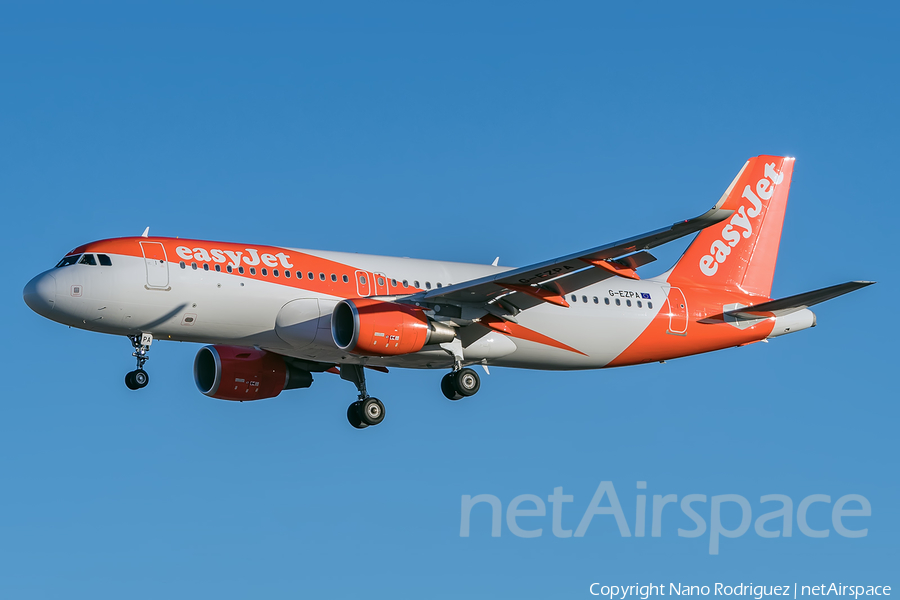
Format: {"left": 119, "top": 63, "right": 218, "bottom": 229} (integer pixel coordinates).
{"left": 341, "top": 364, "right": 385, "bottom": 429}
{"left": 441, "top": 367, "right": 481, "bottom": 401}
{"left": 125, "top": 333, "right": 152, "bottom": 391}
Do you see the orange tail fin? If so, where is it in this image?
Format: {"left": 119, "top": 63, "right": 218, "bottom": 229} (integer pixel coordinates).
{"left": 667, "top": 155, "right": 794, "bottom": 298}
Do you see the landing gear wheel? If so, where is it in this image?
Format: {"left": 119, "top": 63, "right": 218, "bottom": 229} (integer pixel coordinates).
{"left": 441, "top": 373, "right": 463, "bottom": 400}
{"left": 359, "top": 397, "right": 385, "bottom": 426}
{"left": 347, "top": 401, "right": 368, "bottom": 429}
{"left": 125, "top": 370, "right": 149, "bottom": 390}
{"left": 125, "top": 371, "right": 139, "bottom": 390}
{"left": 454, "top": 368, "right": 480, "bottom": 397}
{"left": 133, "top": 370, "right": 149, "bottom": 388}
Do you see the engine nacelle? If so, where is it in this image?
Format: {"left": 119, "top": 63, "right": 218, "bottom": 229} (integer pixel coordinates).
{"left": 193, "top": 345, "right": 312, "bottom": 401}
{"left": 331, "top": 298, "right": 456, "bottom": 356}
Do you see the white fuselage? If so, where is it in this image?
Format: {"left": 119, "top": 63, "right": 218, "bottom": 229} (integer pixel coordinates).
{"left": 25, "top": 240, "right": 672, "bottom": 371}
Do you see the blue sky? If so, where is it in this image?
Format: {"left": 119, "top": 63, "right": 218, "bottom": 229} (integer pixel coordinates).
{"left": 1, "top": 2, "right": 897, "bottom": 598}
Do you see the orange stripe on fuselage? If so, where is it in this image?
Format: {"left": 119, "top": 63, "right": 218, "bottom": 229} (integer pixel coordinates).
{"left": 480, "top": 316, "right": 588, "bottom": 356}
{"left": 606, "top": 286, "right": 777, "bottom": 367}
{"left": 69, "top": 237, "right": 424, "bottom": 297}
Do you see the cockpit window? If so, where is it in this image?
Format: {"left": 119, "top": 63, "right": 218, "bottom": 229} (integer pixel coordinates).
{"left": 98, "top": 254, "right": 112, "bottom": 266}
{"left": 79, "top": 254, "right": 97, "bottom": 266}
{"left": 55, "top": 254, "right": 81, "bottom": 268}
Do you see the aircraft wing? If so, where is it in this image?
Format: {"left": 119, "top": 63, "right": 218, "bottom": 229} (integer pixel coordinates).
{"left": 411, "top": 204, "right": 734, "bottom": 310}
{"left": 724, "top": 281, "right": 876, "bottom": 318}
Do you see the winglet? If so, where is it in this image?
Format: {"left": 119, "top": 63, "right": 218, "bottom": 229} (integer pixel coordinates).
{"left": 141, "top": 227, "right": 150, "bottom": 238}
{"left": 491, "top": 257, "right": 499, "bottom": 267}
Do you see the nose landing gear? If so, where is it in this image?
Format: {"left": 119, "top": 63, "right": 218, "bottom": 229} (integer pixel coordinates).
{"left": 125, "top": 369, "right": 149, "bottom": 390}
{"left": 125, "top": 333, "right": 152, "bottom": 390}
{"left": 341, "top": 364, "right": 386, "bottom": 429}
{"left": 441, "top": 367, "right": 481, "bottom": 400}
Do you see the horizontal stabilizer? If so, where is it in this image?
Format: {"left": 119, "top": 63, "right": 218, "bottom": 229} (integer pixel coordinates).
{"left": 725, "top": 281, "right": 875, "bottom": 318}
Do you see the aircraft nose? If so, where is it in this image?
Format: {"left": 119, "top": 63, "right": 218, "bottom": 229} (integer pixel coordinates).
{"left": 23, "top": 272, "right": 57, "bottom": 317}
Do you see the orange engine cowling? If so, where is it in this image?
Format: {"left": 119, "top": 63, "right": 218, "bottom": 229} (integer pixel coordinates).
{"left": 193, "top": 345, "right": 313, "bottom": 401}
{"left": 331, "top": 298, "right": 456, "bottom": 356}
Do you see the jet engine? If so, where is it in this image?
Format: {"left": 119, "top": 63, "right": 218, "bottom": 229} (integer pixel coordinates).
{"left": 331, "top": 298, "right": 456, "bottom": 356}
{"left": 193, "top": 345, "right": 312, "bottom": 401}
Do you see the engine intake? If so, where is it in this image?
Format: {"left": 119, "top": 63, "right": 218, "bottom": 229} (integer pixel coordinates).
{"left": 193, "top": 345, "right": 312, "bottom": 401}
{"left": 332, "top": 298, "right": 456, "bottom": 356}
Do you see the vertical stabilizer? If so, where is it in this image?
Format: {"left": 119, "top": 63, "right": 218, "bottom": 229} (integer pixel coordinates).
{"left": 667, "top": 155, "right": 794, "bottom": 298}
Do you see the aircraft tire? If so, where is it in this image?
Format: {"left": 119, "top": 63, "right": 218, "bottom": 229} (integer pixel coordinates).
{"left": 347, "top": 401, "right": 368, "bottom": 429}
{"left": 133, "top": 370, "right": 149, "bottom": 388}
{"left": 359, "top": 397, "right": 385, "bottom": 426}
{"left": 125, "top": 371, "right": 139, "bottom": 390}
{"left": 441, "top": 373, "right": 463, "bottom": 401}
{"left": 453, "top": 368, "right": 480, "bottom": 397}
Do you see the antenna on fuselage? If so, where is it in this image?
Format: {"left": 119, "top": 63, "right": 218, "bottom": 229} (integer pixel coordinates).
{"left": 141, "top": 227, "right": 150, "bottom": 238}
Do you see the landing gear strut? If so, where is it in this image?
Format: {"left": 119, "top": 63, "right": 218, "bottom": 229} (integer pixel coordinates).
{"left": 125, "top": 333, "right": 152, "bottom": 390}
{"left": 341, "top": 364, "right": 385, "bottom": 429}
{"left": 441, "top": 367, "right": 481, "bottom": 400}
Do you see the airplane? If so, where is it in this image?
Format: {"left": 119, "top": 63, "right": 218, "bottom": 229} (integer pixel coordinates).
{"left": 23, "top": 155, "right": 873, "bottom": 429}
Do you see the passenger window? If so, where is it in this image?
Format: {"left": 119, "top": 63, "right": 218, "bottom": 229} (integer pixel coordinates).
{"left": 250, "top": 267, "right": 256, "bottom": 275}
{"left": 582, "top": 295, "right": 588, "bottom": 303}
{"left": 319, "top": 273, "right": 325, "bottom": 281}
{"left": 238, "top": 266, "right": 245, "bottom": 274}
{"left": 262, "top": 268, "right": 268, "bottom": 276}
{"left": 227, "top": 265, "right": 233, "bottom": 273}
{"left": 331, "top": 274, "right": 337, "bottom": 282}
{"left": 273, "top": 269, "right": 279, "bottom": 277}
{"left": 391, "top": 279, "right": 397, "bottom": 287}
{"left": 637, "top": 300, "right": 642, "bottom": 308}
{"left": 378, "top": 277, "right": 385, "bottom": 286}
{"left": 414, "top": 281, "right": 420, "bottom": 288}
{"left": 593, "top": 297, "right": 599, "bottom": 304}
{"left": 342, "top": 275, "right": 349, "bottom": 283}
{"left": 307, "top": 272, "right": 313, "bottom": 280}
{"left": 604, "top": 297, "right": 610, "bottom": 305}
{"left": 191, "top": 262, "right": 197, "bottom": 270}
{"left": 359, "top": 275, "right": 366, "bottom": 285}
{"left": 215, "top": 265, "right": 221, "bottom": 272}
{"left": 571, "top": 295, "right": 577, "bottom": 303}
{"left": 615, "top": 298, "right": 621, "bottom": 306}
{"left": 284, "top": 270, "right": 290, "bottom": 278}
{"left": 180, "top": 261, "right": 186, "bottom": 269}
{"left": 648, "top": 301, "right": 653, "bottom": 309}
{"left": 626, "top": 299, "right": 632, "bottom": 307}
{"left": 403, "top": 280, "right": 409, "bottom": 288}
{"left": 98, "top": 254, "right": 112, "bottom": 266}
{"left": 80, "top": 254, "right": 97, "bottom": 266}
{"left": 437, "top": 282, "right": 442, "bottom": 288}
{"left": 203, "top": 264, "right": 209, "bottom": 271}
{"left": 425, "top": 282, "right": 432, "bottom": 289}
